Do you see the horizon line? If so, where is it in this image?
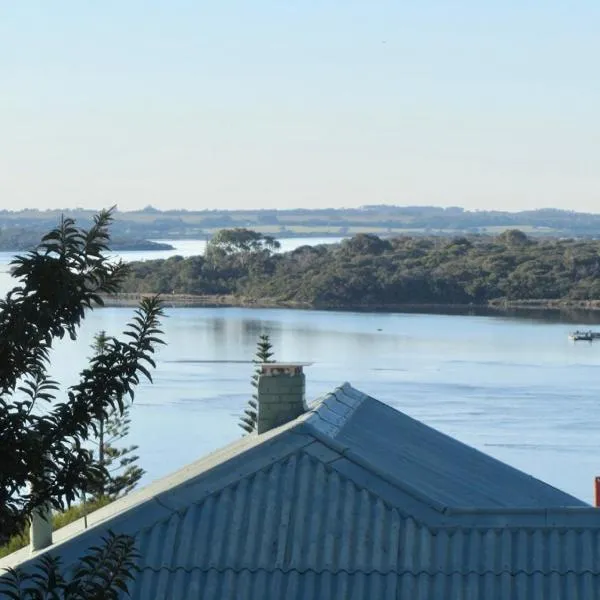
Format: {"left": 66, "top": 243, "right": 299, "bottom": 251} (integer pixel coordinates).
{"left": 2, "top": 205, "right": 599, "bottom": 217}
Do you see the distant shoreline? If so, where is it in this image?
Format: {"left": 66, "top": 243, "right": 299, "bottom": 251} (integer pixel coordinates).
{"left": 100, "top": 293, "right": 600, "bottom": 313}
{"left": 100, "top": 293, "right": 308, "bottom": 309}
{"left": 0, "top": 240, "right": 175, "bottom": 253}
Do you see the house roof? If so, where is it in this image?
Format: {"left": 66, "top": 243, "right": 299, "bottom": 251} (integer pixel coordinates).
{"left": 2, "top": 383, "right": 600, "bottom": 600}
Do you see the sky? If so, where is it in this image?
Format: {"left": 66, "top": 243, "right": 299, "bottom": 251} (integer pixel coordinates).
{"left": 1, "top": 1, "right": 599, "bottom": 213}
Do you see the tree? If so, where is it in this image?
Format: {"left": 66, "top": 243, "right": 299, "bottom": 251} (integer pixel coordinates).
{"left": 339, "top": 233, "right": 391, "bottom": 256}
{"left": 208, "top": 228, "right": 281, "bottom": 255}
{"left": 499, "top": 229, "right": 530, "bottom": 247}
{"left": 86, "top": 331, "right": 145, "bottom": 500}
{"left": 239, "top": 334, "right": 275, "bottom": 434}
{"left": 0, "top": 209, "right": 164, "bottom": 597}
{"left": 96, "top": 406, "right": 144, "bottom": 500}
{"left": 205, "top": 228, "right": 281, "bottom": 268}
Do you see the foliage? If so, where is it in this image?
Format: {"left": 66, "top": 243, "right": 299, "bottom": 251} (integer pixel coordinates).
{"left": 0, "top": 209, "right": 165, "bottom": 597}
{"left": 86, "top": 332, "right": 145, "bottom": 500}
{"left": 206, "top": 228, "right": 280, "bottom": 256}
{"left": 204, "top": 228, "right": 281, "bottom": 280}
{"left": 0, "top": 497, "right": 113, "bottom": 559}
{"left": 239, "top": 335, "right": 275, "bottom": 434}
{"left": 0, "top": 533, "right": 28, "bottom": 562}
{"left": 0, "top": 531, "right": 139, "bottom": 600}
{"left": 94, "top": 414, "right": 144, "bottom": 500}
{"left": 119, "top": 229, "right": 600, "bottom": 308}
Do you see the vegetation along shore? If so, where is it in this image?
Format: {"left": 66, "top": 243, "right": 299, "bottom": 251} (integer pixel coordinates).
{"left": 110, "top": 228, "right": 600, "bottom": 312}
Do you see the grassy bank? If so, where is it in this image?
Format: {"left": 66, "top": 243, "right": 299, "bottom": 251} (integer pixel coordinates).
{"left": 0, "top": 497, "right": 112, "bottom": 559}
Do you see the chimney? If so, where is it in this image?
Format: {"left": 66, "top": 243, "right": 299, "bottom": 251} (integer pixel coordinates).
{"left": 257, "top": 363, "right": 308, "bottom": 434}
{"left": 30, "top": 504, "right": 52, "bottom": 552}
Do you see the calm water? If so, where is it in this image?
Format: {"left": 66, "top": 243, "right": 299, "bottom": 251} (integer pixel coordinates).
{"left": 39, "top": 306, "right": 600, "bottom": 504}
{"left": 2, "top": 240, "right": 600, "bottom": 503}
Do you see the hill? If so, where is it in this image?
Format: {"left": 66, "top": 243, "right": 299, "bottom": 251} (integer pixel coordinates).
{"left": 3, "top": 206, "right": 600, "bottom": 241}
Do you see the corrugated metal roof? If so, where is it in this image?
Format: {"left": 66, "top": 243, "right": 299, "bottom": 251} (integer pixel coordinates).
{"left": 314, "top": 384, "right": 587, "bottom": 509}
{"left": 3, "top": 383, "right": 600, "bottom": 599}
{"left": 126, "top": 570, "right": 600, "bottom": 600}
{"left": 126, "top": 450, "right": 600, "bottom": 599}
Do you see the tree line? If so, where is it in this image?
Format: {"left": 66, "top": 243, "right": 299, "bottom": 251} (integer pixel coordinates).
{"left": 118, "top": 228, "right": 600, "bottom": 308}
{"left": 6, "top": 206, "right": 600, "bottom": 239}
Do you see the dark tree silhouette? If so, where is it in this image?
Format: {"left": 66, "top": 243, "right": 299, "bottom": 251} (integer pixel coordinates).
{"left": 1, "top": 531, "right": 139, "bottom": 600}
{"left": 0, "top": 209, "right": 164, "bottom": 598}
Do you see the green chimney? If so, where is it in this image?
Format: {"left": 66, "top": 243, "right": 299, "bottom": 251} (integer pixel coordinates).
{"left": 257, "top": 364, "right": 307, "bottom": 433}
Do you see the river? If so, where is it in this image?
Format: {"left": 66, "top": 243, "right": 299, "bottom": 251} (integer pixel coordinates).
{"left": 2, "top": 240, "right": 600, "bottom": 503}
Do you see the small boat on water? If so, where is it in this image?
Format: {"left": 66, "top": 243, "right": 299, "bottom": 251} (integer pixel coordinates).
{"left": 569, "top": 330, "right": 600, "bottom": 341}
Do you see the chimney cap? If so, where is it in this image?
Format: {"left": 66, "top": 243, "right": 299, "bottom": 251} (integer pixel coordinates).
{"left": 259, "top": 362, "right": 313, "bottom": 368}
{"left": 260, "top": 362, "right": 313, "bottom": 376}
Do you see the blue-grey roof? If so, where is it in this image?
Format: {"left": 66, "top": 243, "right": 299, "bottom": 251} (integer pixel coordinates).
{"left": 3, "top": 383, "right": 600, "bottom": 600}
{"left": 308, "top": 384, "right": 587, "bottom": 510}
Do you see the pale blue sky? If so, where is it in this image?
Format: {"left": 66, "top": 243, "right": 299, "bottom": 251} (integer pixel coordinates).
{"left": 1, "top": 2, "right": 599, "bottom": 212}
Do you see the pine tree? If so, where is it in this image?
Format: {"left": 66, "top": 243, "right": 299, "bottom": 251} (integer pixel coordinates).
{"left": 102, "top": 409, "right": 144, "bottom": 498}
{"left": 239, "top": 334, "right": 275, "bottom": 434}
{"left": 87, "top": 331, "right": 145, "bottom": 500}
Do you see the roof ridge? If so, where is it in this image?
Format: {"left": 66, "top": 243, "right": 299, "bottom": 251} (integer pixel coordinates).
{"left": 301, "top": 385, "right": 595, "bottom": 524}
{"left": 304, "top": 423, "right": 451, "bottom": 515}
{"left": 303, "top": 382, "right": 366, "bottom": 438}
{"left": 301, "top": 385, "right": 452, "bottom": 516}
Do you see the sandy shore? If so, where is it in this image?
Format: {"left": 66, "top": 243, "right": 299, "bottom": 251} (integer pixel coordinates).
{"left": 99, "top": 293, "right": 600, "bottom": 313}
{"left": 100, "top": 293, "right": 309, "bottom": 309}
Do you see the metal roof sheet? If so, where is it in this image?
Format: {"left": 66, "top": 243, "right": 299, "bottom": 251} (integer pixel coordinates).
{"left": 67, "top": 449, "right": 600, "bottom": 599}
{"left": 315, "top": 384, "right": 588, "bottom": 509}
{"left": 3, "top": 383, "right": 600, "bottom": 600}
{"left": 125, "top": 570, "right": 600, "bottom": 600}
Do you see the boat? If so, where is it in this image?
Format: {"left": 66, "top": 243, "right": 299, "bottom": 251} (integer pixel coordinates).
{"left": 568, "top": 330, "right": 600, "bottom": 341}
